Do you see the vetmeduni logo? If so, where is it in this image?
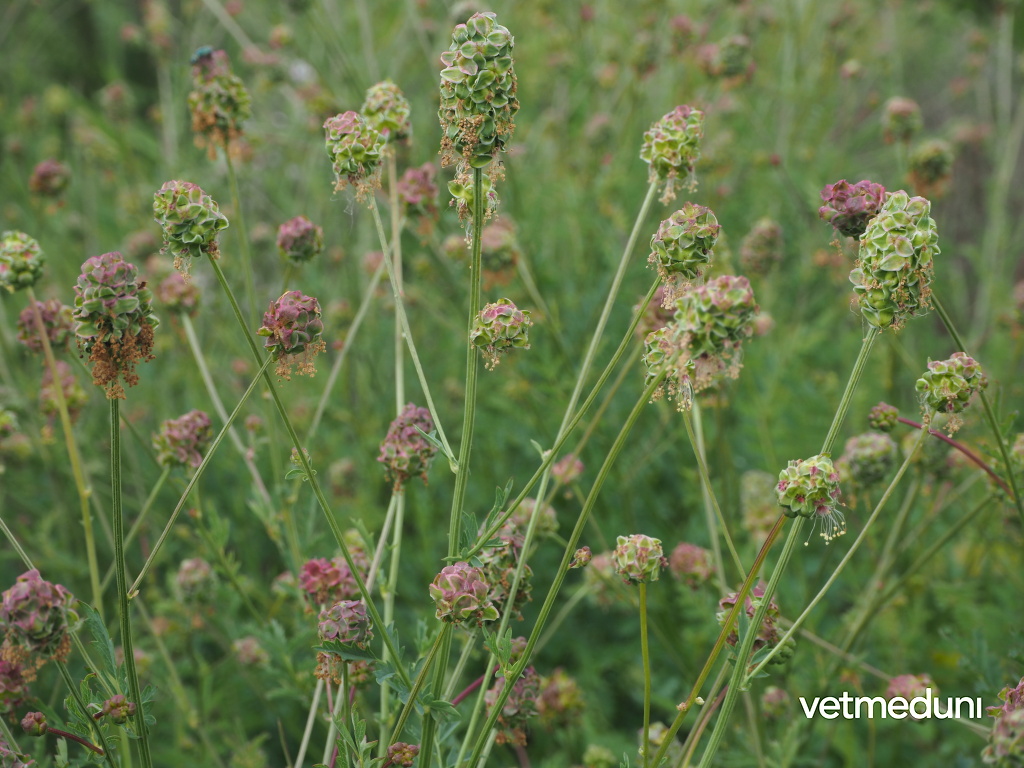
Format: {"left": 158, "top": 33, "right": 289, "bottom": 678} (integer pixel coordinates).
{"left": 799, "top": 689, "right": 985, "bottom": 720}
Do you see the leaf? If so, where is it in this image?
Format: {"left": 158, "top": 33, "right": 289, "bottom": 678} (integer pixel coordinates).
{"left": 80, "top": 603, "right": 116, "bottom": 677}
{"left": 421, "top": 695, "right": 461, "bottom": 724}
{"left": 414, "top": 426, "right": 457, "bottom": 472}
{"left": 312, "top": 641, "right": 376, "bottom": 663}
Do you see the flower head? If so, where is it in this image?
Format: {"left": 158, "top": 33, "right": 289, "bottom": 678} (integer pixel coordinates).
{"left": 378, "top": 403, "right": 437, "bottom": 489}
{"left": 40, "top": 361, "right": 87, "bottom": 427}
{"left": 612, "top": 534, "right": 665, "bottom": 585}
{"left": 470, "top": 298, "right": 532, "bottom": 370}
{"left": 175, "top": 557, "right": 214, "bottom": 599}
{"left": 882, "top": 97, "right": 922, "bottom": 144}
{"left": 17, "top": 299, "right": 73, "bottom": 354}
{"left": 640, "top": 105, "right": 705, "bottom": 202}
{"left": 762, "top": 686, "right": 790, "bottom": 718}
{"left": 324, "top": 111, "right": 386, "bottom": 198}
{"left": 647, "top": 203, "right": 719, "bottom": 288}
{"left": 429, "top": 562, "right": 499, "bottom": 626}
{"left": 850, "top": 190, "right": 938, "bottom": 328}
{"left": 187, "top": 47, "right": 252, "bottom": 155}
{"left": 153, "top": 409, "right": 213, "bottom": 469}
{"left": 0, "top": 734, "right": 33, "bottom": 767}
{"left": 438, "top": 12, "right": 518, "bottom": 170}
{"left": 988, "top": 677, "right": 1024, "bottom": 719}
{"left": 776, "top": 454, "right": 846, "bottom": 543}
{"left": 836, "top": 431, "right": 898, "bottom": 487}
{"left": 0, "top": 231, "right": 45, "bottom": 293}
{"left": 386, "top": 743, "right": 420, "bottom": 767}
{"left": 485, "top": 666, "right": 540, "bottom": 746}
{"left": 717, "top": 582, "right": 780, "bottom": 651}
{"left": 868, "top": 401, "right": 900, "bottom": 432}
{"left": 1, "top": 569, "right": 75, "bottom": 667}
{"left": 28, "top": 159, "right": 71, "bottom": 197}
{"left": 739, "top": 217, "right": 784, "bottom": 275}
{"left": 20, "top": 710, "right": 46, "bottom": 737}
{"left": 155, "top": 272, "right": 201, "bottom": 317}
{"left": 299, "top": 557, "right": 359, "bottom": 607}
{"left": 983, "top": 708, "right": 1024, "bottom": 765}
{"left": 153, "top": 180, "right": 229, "bottom": 277}
{"left": 818, "top": 179, "right": 886, "bottom": 239}
{"left": 361, "top": 80, "right": 412, "bottom": 143}
{"left": 257, "top": 290, "right": 326, "bottom": 378}
{"left": 0, "top": 661, "right": 29, "bottom": 714}
{"left": 915, "top": 351, "right": 986, "bottom": 422}
{"left": 99, "top": 694, "right": 136, "bottom": 725}
{"left": 668, "top": 542, "right": 713, "bottom": 589}
{"left": 318, "top": 599, "right": 372, "bottom": 649}
{"left": 276, "top": 216, "right": 325, "bottom": 265}
{"left": 908, "top": 139, "right": 954, "bottom": 199}
{"left": 73, "top": 252, "right": 158, "bottom": 398}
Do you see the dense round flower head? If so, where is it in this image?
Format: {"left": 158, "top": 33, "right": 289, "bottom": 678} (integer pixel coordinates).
{"left": 640, "top": 105, "right": 705, "bottom": 202}
{"left": 552, "top": 454, "right": 584, "bottom": 486}
{"left": 386, "top": 743, "right": 420, "bottom": 768}
{"left": 153, "top": 409, "right": 213, "bottom": 469}
{"left": 818, "top": 179, "right": 887, "bottom": 239}
{"left": 983, "top": 708, "right": 1024, "bottom": 766}
{"left": 470, "top": 297, "right": 532, "bottom": 370}
{"left": 868, "top": 401, "right": 900, "bottom": 432}
{"left": 570, "top": 546, "right": 592, "bottom": 569}
{"left": 276, "top": 216, "right": 324, "bottom": 265}
{"left": 0, "top": 569, "right": 75, "bottom": 667}
{"left": 155, "top": 271, "right": 201, "bottom": 316}
{"left": 318, "top": 599, "right": 373, "bottom": 649}
{"left": 378, "top": 402, "right": 437, "bottom": 489}
{"left": 187, "top": 47, "right": 252, "bottom": 155}
{"left": 698, "top": 34, "right": 754, "bottom": 80}
{"left": 612, "top": 534, "right": 665, "bottom": 585}
{"left": 40, "top": 361, "right": 87, "bottom": 426}
{"left": 0, "top": 231, "right": 45, "bottom": 293}
{"left": 886, "top": 673, "right": 935, "bottom": 706}
{"left": 17, "top": 299, "right": 73, "bottom": 353}
{"left": 644, "top": 275, "right": 758, "bottom": 409}
{"left": 153, "top": 180, "right": 230, "bottom": 278}
{"left": 175, "top": 557, "right": 214, "bottom": 599}
{"left": 537, "top": 668, "right": 585, "bottom": 729}
{"left": 716, "top": 582, "right": 780, "bottom": 651}
{"left": 762, "top": 686, "right": 790, "bottom": 718}
{"left": 438, "top": 12, "right": 519, "bottom": 170}
{"left": 361, "top": 80, "right": 412, "bottom": 143}
{"left": 850, "top": 190, "right": 938, "bottom": 328}
{"left": 28, "top": 159, "right": 71, "bottom": 197}
{"left": 99, "top": 694, "right": 136, "bottom": 725}
{"left": 988, "top": 677, "right": 1024, "bottom": 719}
{"left": 485, "top": 665, "right": 540, "bottom": 746}
{"left": 299, "top": 557, "right": 358, "bottom": 607}
{"left": 324, "top": 111, "right": 386, "bottom": 198}
{"left": 776, "top": 453, "right": 842, "bottom": 525}
{"left": 476, "top": 544, "right": 533, "bottom": 622}
{"left": 647, "top": 203, "right": 719, "bottom": 288}
{"left": 837, "top": 431, "right": 898, "bottom": 487}
{"left": 668, "top": 542, "right": 713, "bottom": 589}
{"left": 429, "top": 562, "right": 500, "bottom": 626}
{"left": 739, "top": 217, "right": 784, "bottom": 275}
{"left": 257, "top": 290, "right": 326, "bottom": 378}
{"left": 479, "top": 218, "right": 522, "bottom": 288}
{"left": 72, "top": 251, "right": 158, "bottom": 398}
{"left": 397, "top": 162, "right": 440, "bottom": 236}
{"left": 20, "top": 710, "right": 46, "bottom": 737}
{"left": 916, "top": 351, "right": 987, "bottom": 423}
{"left": 882, "top": 96, "right": 923, "bottom": 144}
{"left": 232, "top": 636, "right": 269, "bottom": 666}
{"left": 908, "top": 139, "right": 955, "bottom": 199}
{"left": 503, "top": 497, "right": 558, "bottom": 542}
{"left": 0, "top": 660, "right": 29, "bottom": 714}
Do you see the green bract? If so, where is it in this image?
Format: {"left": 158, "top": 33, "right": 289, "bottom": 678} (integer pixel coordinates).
{"left": 438, "top": 12, "right": 518, "bottom": 169}
{"left": 850, "top": 190, "right": 938, "bottom": 328}
{"left": 0, "top": 231, "right": 45, "bottom": 292}
{"left": 648, "top": 203, "right": 719, "bottom": 281}
{"left": 915, "top": 351, "right": 986, "bottom": 416}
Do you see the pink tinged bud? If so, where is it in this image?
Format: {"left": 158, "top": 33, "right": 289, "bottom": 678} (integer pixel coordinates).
{"left": 429, "top": 562, "right": 500, "bottom": 626}
{"left": 386, "top": 742, "right": 420, "bottom": 767}
{"left": 100, "top": 694, "right": 136, "bottom": 724}
{"left": 257, "top": 290, "right": 326, "bottom": 378}
{"left": 612, "top": 534, "right": 664, "bottom": 584}
{"left": 470, "top": 297, "right": 533, "bottom": 370}
{"left": 276, "top": 216, "right": 325, "bottom": 265}
{"left": 153, "top": 410, "right": 212, "bottom": 469}
{"left": 20, "top": 711, "right": 47, "bottom": 736}
{"left": 570, "top": 546, "right": 592, "bottom": 569}
{"left": 378, "top": 403, "right": 438, "bottom": 489}
{"left": 818, "top": 179, "right": 886, "bottom": 239}
{"left": 318, "top": 599, "right": 373, "bottom": 649}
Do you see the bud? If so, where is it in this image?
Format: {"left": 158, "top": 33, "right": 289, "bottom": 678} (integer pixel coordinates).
{"left": 668, "top": 542, "right": 712, "bottom": 589}
{"left": 882, "top": 97, "right": 922, "bottom": 144}
{"left": 324, "top": 111, "right": 386, "bottom": 198}
{"left": 257, "top": 291, "right": 326, "bottom": 378}
{"left": 640, "top": 105, "right": 705, "bottom": 202}
{"left": 868, "top": 401, "right": 899, "bottom": 432}
{"left": 153, "top": 180, "right": 230, "bottom": 278}
{"left": 647, "top": 203, "right": 719, "bottom": 287}
{"left": 28, "top": 159, "right": 71, "bottom": 197}
{"left": 378, "top": 403, "right": 437, "bottom": 489}
{"left": 429, "top": 562, "right": 499, "bottom": 626}
{"left": 276, "top": 216, "right": 325, "bottom": 265}
{"left": 612, "top": 534, "right": 665, "bottom": 585}
{"left": 438, "top": 12, "right": 518, "bottom": 170}
{"left": 187, "top": 47, "right": 252, "bottom": 156}
{"left": 570, "top": 546, "right": 592, "bottom": 569}
{"left": 73, "top": 251, "right": 159, "bottom": 398}
{"left": 153, "top": 410, "right": 213, "bottom": 469}
{"left": 99, "top": 694, "right": 136, "bottom": 725}
{"left": 386, "top": 743, "right": 420, "bottom": 767}
{"left": 20, "top": 710, "right": 46, "bottom": 737}
{"left": 850, "top": 190, "right": 938, "bottom": 328}
{"left": 0, "top": 231, "right": 45, "bottom": 293}
{"left": 361, "top": 80, "right": 412, "bottom": 143}
{"left": 470, "top": 298, "right": 532, "bottom": 370}
{"left": 318, "top": 599, "right": 372, "bottom": 649}
{"left": 915, "top": 351, "right": 986, "bottom": 420}
{"left": 818, "top": 179, "right": 887, "bottom": 239}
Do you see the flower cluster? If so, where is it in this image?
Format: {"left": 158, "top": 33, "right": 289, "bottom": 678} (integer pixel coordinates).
{"left": 318, "top": 599, "right": 372, "bottom": 649}
{"left": 299, "top": 557, "right": 360, "bottom": 607}
{"left": 1, "top": 569, "right": 75, "bottom": 670}
{"left": 668, "top": 542, "right": 713, "bottom": 589}
{"left": 908, "top": 139, "right": 954, "bottom": 199}
{"left": 438, "top": 12, "right": 518, "bottom": 170}
{"left": 983, "top": 708, "right": 1024, "bottom": 765}
{"left": 739, "top": 217, "right": 783, "bottom": 275}
{"left": 470, "top": 298, "right": 532, "bottom": 369}
{"left": 276, "top": 216, "right": 325, "bottom": 265}
{"left": 429, "top": 562, "right": 499, "bottom": 626}
{"left": 647, "top": 203, "right": 719, "bottom": 289}
{"left": 639, "top": 105, "right": 705, "bottom": 202}
{"left": 479, "top": 218, "right": 522, "bottom": 288}
{"left": 153, "top": 409, "right": 213, "bottom": 469}
{"left": 485, "top": 666, "right": 540, "bottom": 746}
{"left": 324, "top": 111, "right": 386, "bottom": 197}
{"left": 882, "top": 96, "right": 922, "bottom": 144}
{"left": 868, "top": 401, "right": 900, "bottom": 432}
{"left": 153, "top": 180, "right": 230, "bottom": 277}
{"left": 0, "top": 231, "right": 45, "bottom": 293}
{"left": 386, "top": 743, "right": 420, "bottom": 768}
{"left": 257, "top": 291, "right": 326, "bottom": 378}
{"left": 176, "top": 557, "right": 214, "bottom": 599}
{"left": 0, "top": 660, "right": 29, "bottom": 714}
{"left": 187, "top": 47, "right": 252, "bottom": 155}
{"left": 17, "top": 299, "right": 73, "bottom": 353}
{"left": 155, "top": 272, "right": 201, "bottom": 317}
{"left": 73, "top": 251, "right": 158, "bottom": 398}
{"left": 717, "top": 582, "right": 781, "bottom": 652}
{"left": 537, "top": 668, "right": 585, "bottom": 729}
{"left": 836, "top": 431, "right": 898, "bottom": 487}
{"left": 915, "top": 351, "right": 986, "bottom": 422}
{"left": 397, "top": 163, "right": 439, "bottom": 235}
{"left": 99, "top": 694, "right": 137, "bottom": 724}
{"left": 697, "top": 34, "right": 754, "bottom": 80}
{"left": 40, "top": 361, "right": 87, "bottom": 427}
{"left": 850, "top": 190, "right": 938, "bottom": 328}
{"left": 776, "top": 454, "right": 845, "bottom": 543}
{"left": 612, "top": 534, "right": 665, "bottom": 585}
{"left": 377, "top": 403, "right": 437, "bottom": 489}
{"left": 361, "top": 80, "right": 412, "bottom": 143}
{"left": 818, "top": 179, "right": 887, "bottom": 239}
{"left": 28, "top": 159, "right": 71, "bottom": 197}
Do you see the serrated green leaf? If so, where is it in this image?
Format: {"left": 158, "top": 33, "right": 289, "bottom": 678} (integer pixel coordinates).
{"left": 312, "top": 642, "right": 376, "bottom": 663}
{"left": 81, "top": 603, "right": 117, "bottom": 677}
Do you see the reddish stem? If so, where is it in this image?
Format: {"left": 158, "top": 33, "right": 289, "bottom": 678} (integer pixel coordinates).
{"left": 46, "top": 727, "right": 105, "bottom": 756}
{"left": 451, "top": 666, "right": 498, "bottom": 707}
{"left": 897, "top": 416, "right": 1011, "bottom": 496}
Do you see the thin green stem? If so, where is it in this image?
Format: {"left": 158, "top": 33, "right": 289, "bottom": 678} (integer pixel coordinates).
{"left": 640, "top": 583, "right": 652, "bottom": 768}
{"left": 0, "top": 514, "right": 35, "bottom": 570}
{"left": 293, "top": 678, "right": 324, "bottom": 768}
{"left": 388, "top": 623, "right": 453, "bottom": 748}
{"left": 101, "top": 466, "right": 170, "bottom": 593}
{"left": 56, "top": 661, "right": 117, "bottom": 768}
{"left": 111, "top": 399, "right": 153, "bottom": 768}
{"left": 27, "top": 286, "right": 102, "bottom": 617}
{"left": 129, "top": 356, "right": 273, "bottom": 596}
{"left": 224, "top": 151, "right": 258, "bottom": 329}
